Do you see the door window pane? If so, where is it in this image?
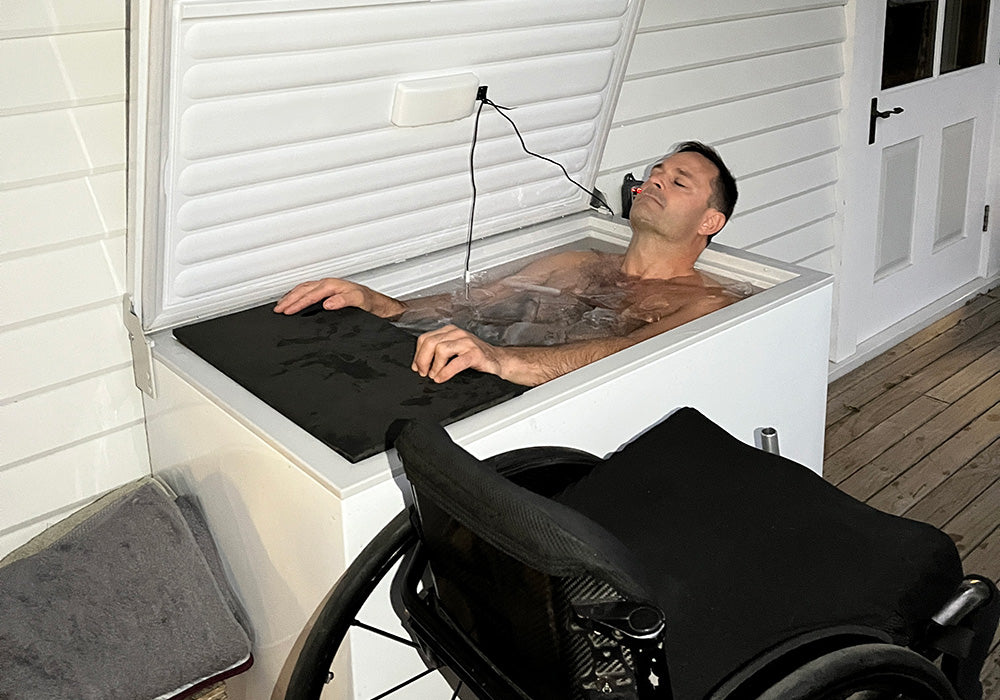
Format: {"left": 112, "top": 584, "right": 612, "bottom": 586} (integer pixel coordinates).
{"left": 941, "top": 0, "right": 991, "bottom": 73}
{"left": 882, "top": 0, "right": 938, "bottom": 89}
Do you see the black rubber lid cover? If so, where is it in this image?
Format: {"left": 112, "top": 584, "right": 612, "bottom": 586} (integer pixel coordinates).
{"left": 173, "top": 303, "right": 528, "bottom": 462}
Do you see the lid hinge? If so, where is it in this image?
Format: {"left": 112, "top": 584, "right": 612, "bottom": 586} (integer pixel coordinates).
{"left": 122, "top": 294, "right": 157, "bottom": 398}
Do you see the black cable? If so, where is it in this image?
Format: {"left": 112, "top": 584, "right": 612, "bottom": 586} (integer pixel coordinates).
{"left": 482, "top": 96, "right": 614, "bottom": 215}
{"left": 464, "top": 92, "right": 615, "bottom": 289}
{"left": 464, "top": 98, "right": 487, "bottom": 290}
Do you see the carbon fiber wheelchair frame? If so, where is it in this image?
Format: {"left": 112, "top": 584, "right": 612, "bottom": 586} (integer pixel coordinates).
{"left": 287, "top": 410, "right": 1000, "bottom": 700}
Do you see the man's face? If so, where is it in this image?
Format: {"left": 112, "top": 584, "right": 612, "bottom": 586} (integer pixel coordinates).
{"left": 628, "top": 151, "right": 721, "bottom": 243}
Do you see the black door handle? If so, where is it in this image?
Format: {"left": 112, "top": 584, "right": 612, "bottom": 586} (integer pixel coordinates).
{"left": 869, "top": 97, "right": 905, "bottom": 144}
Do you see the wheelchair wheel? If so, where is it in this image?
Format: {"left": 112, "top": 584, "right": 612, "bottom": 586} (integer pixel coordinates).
{"left": 286, "top": 509, "right": 434, "bottom": 700}
{"left": 755, "top": 643, "right": 959, "bottom": 700}
{"left": 286, "top": 447, "right": 601, "bottom": 700}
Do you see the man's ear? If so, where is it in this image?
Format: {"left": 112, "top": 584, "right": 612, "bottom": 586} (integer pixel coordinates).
{"left": 699, "top": 210, "right": 727, "bottom": 237}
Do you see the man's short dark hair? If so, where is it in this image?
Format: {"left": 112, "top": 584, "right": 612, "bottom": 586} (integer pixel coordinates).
{"left": 670, "top": 141, "right": 738, "bottom": 244}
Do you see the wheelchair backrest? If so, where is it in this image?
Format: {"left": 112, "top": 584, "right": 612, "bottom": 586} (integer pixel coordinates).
{"left": 395, "top": 420, "right": 658, "bottom": 699}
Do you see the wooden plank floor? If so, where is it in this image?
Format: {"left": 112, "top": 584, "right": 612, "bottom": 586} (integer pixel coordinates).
{"left": 825, "top": 286, "right": 1000, "bottom": 698}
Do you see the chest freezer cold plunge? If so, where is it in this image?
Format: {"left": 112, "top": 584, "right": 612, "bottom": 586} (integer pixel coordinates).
{"left": 127, "top": 1, "right": 833, "bottom": 697}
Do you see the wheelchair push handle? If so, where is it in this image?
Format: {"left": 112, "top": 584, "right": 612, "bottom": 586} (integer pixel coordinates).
{"left": 932, "top": 577, "right": 994, "bottom": 627}
{"left": 756, "top": 426, "right": 780, "bottom": 455}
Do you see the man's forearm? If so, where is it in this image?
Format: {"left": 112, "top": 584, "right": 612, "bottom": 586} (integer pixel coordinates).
{"left": 497, "top": 337, "right": 634, "bottom": 386}
{"left": 370, "top": 292, "right": 408, "bottom": 318}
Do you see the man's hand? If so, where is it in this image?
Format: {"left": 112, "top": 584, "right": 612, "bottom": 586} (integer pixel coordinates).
{"left": 412, "top": 325, "right": 505, "bottom": 384}
{"left": 410, "top": 325, "right": 630, "bottom": 386}
{"left": 274, "top": 278, "right": 406, "bottom": 318}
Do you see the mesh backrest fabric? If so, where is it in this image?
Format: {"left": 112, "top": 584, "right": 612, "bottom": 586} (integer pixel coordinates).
{"left": 395, "top": 420, "right": 653, "bottom": 603}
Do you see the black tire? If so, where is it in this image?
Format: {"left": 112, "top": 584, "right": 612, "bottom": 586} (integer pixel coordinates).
{"left": 286, "top": 509, "right": 417, "bottom": 700}
{"left": 755, "top": 643, "right": 959, "bottom": 700}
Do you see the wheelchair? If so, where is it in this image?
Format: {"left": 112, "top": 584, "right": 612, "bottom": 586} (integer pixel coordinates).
{"left": 287, "top": 408, "right": 1000, "bottom": 700}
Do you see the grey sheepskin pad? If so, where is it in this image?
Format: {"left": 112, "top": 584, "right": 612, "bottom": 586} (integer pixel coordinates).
{"left": 0, "top": 478, "right": 252, "bottom": 700}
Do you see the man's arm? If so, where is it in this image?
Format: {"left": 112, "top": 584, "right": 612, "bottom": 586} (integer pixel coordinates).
{"left": 273, "top": 251, "right": 589, "bottom": 317}
{"left": 412, "top": 293, "right": 733, "bottom": 386}
{"left": 274, "top": 278, "right": 408, "bottom": 317}
{"left": 411, "top": 325, "right": 633, "bottom": 386}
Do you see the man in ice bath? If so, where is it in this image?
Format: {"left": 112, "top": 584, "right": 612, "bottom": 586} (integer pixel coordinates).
{"left": 275, "top": 141, "right": 739, "bottom": 387}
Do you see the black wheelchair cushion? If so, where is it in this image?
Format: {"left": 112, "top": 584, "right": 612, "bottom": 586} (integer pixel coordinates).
{"left": 555, "top": 407, "right": 964, "bottom": 700}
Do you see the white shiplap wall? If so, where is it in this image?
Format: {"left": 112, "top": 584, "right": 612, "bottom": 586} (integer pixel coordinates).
{"left": 598, "top": 0, "right": 847, "bottom": 274}
{"left": 0, "top": 0, "right": 149, "bottom": 557}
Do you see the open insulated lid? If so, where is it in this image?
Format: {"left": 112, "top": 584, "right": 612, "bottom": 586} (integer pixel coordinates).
{"left": 134, "top": 0, "right": 644, "bottom": 331}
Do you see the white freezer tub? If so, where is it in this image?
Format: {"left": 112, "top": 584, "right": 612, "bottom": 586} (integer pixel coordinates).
{"left": 142, "top": 214, "right": 832, "bottom": 699}
{"left": 127, "top": 1, "right": 833, "bottom": 696}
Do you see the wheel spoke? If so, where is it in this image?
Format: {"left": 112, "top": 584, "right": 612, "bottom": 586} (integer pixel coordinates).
{"left": 351, "top": 619, "right": 420, "bottom": 648}
{"left": 370, "top": 667, "right": 435, "bottom": 700}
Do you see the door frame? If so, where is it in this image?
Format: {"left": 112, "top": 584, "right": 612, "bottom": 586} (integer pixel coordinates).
{"left": 833, "top": 0, "right": 1000, "bottom": 369}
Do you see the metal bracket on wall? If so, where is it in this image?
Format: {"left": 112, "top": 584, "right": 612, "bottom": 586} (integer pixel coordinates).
{"left": 122, "top": 294, "right": 157, "bottom": 398}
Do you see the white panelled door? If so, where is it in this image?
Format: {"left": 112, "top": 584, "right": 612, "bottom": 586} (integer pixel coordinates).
{"left": 847, "top": 0, "right": 996, "bottom": 346}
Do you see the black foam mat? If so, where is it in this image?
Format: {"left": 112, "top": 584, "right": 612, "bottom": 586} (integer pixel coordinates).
{"left": 173, "top": 303, "right": 528, "bottom": 463}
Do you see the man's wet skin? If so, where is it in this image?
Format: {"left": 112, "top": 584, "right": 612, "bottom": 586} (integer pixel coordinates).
{"left": 274, "top": 143, "right": 740, "bottom": 385}
{"left": 393, "top": 251, "right": 754, "bottom": 347}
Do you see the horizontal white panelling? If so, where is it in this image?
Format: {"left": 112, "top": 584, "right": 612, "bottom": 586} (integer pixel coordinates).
{"left": 175, "top": 128, "right": 591, "bottom": 237}
{"left": 0, "top": 367, "right": 145, "bottom": 466}
{"left": 737, "top": 152, "right": 839, "bottom": 215}
{"left": 72, "top": 102, "right": 126, "bottom": 170}
{"left": 719, "top": 116, "right": 841, "bottom": 179}
{"left": 0, "top": 37, "right": 72, "bottom": 113}
{"left": 0, "top": 238, "right": 126, "bottom": 328}
{"left": 54, "top": 31, "right": 125, "bottom": 104}
{"left": 725, "top": 186, "right": 839, "bottom": 249}
{"left": 170, "top": 169, "right": 580, "bottom": 299}
{"left": 0, "top": 302, "right": 132, "bottom": 399}
{"left": 603, "top": 80, "right": 841, "bottom": 171}
{"left": 0, "top": 0, "right": 123, "bottom": 39}
{"left": 616, "top": 44, "right": 843, "bottom": 125}
{"left": 178, "top": 54, "right": 613, "bottom": 161}
{"left": 177, "top": 97, "right": 601, "bottom": 197}
{"left": 796, "top": 248, "right": 835, "bottom": 274}
{"left": 747, "top": 218, "right": 836, "bottom": 263}
{"left": 0, "top": 111, "right": 90, "bottom": 185}
{"left": 181, "top": 0, "right": 628, "bottom": 58}
{"left": 627, "top": 7, "right": 845, "bottom": 77}
{"left": 0, "top": 31, "right": 123, "bottom": 115}
{"left": 183, "top": 21, "right": 623, "bottom": 100}
{"left": 1, "top": 172, "right": 124, "bottom": 258}
{"left": 1, "top": 2, "right": 144, "bottom": 561}
{"left": 639, "top": 0, "right": 845, "bottom": 28}
{"left": 0, "top": 103, "right": 124, "bottom": 187}
{"left": 0, "top": 424, "right": 148, "bottom": 532}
